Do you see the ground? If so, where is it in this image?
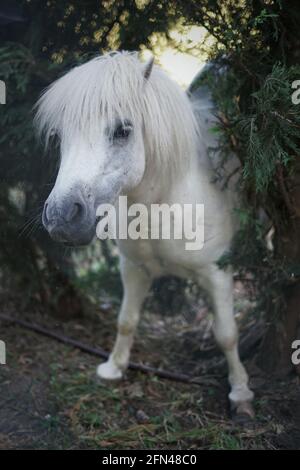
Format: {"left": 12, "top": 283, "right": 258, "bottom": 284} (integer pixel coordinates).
{"left": 0, "top": 287, "right": 300, "bottom": 450}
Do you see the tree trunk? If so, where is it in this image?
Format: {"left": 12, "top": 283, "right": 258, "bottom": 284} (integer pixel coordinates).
{"left": 258, "top": 163, "right": 300, "bottom": 375}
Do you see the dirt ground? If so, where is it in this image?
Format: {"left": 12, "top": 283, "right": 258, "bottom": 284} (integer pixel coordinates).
{"left": 0, "top": 288, "right": 300, "bottom": 450}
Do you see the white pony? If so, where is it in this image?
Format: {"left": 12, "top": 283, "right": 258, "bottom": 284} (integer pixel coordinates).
{"left": 35, "top": 51, "right": 254, "bottom": 418}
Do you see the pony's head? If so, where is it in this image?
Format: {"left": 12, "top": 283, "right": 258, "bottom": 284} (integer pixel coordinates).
{"left": 35, "top": 51, "right": 198, "bottom": 245}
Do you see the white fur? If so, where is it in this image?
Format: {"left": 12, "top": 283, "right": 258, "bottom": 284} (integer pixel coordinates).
{"left": 35, "top": 51, "right": 198, "bottom": 173}
{"left": 36, "top": 51, "right": 254, "bottom": 410}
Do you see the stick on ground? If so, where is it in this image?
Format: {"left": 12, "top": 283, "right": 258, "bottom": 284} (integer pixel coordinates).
{"left": 0, "top": 313, "right": 220, "bottom": 387}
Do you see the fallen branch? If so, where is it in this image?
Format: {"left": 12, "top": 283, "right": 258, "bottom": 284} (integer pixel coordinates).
{"left": 0, "top": 313, "right": 220, "bottom": 387}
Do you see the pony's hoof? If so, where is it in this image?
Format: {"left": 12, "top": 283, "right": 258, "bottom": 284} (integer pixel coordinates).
{"left": 230, "top": 400, "right": 255, "bottom": 425}
{"left": 96, "top": 360, "right": 123, "bottom": 381}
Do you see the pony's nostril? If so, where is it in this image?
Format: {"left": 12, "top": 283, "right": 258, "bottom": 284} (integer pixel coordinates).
{"left": 66, "top": 202, "right": 84, "bottom": 223}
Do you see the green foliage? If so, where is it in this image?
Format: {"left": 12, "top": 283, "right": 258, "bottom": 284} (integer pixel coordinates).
{"left": 182, "top": 0, "right": 300, "bottom": 329}
{"left": 241, "top": 64, "right": 300, "bottom": 192}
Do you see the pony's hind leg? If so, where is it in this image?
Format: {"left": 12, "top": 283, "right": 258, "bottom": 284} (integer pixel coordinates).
{"left": 97, "top": 256, "right": 152, "bottom": 380}
{"left": 201, "top": 265, "right": 254, "bottom": 418}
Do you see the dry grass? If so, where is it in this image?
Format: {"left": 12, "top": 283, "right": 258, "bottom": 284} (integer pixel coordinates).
{"left": 0, "top": 287, "right": 299, "bottom": 450}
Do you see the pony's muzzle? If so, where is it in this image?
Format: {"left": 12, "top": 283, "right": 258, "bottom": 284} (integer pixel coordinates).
{"left": 42, "top": 195, "right": 95, "bottom": 246}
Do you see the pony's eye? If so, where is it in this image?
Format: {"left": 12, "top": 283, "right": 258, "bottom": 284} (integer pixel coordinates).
{"left": 113, "top": 125, "right": 132, "bottom": 141}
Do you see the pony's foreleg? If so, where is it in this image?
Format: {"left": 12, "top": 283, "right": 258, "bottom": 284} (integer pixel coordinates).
{"left": 96, "top": 257, "right": 151, "bottom": 380}
{"left": 204, "top": 265, "right": 254, "bottom": 417}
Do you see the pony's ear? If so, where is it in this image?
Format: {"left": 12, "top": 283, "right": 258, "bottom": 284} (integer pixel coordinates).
{"left": 143, "top": 57, "right": 154, "bottom": 81}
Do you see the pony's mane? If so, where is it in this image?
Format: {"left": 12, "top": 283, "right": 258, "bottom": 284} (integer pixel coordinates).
{"left": 35, "top": 51, "right": 199, "bottom": 169}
